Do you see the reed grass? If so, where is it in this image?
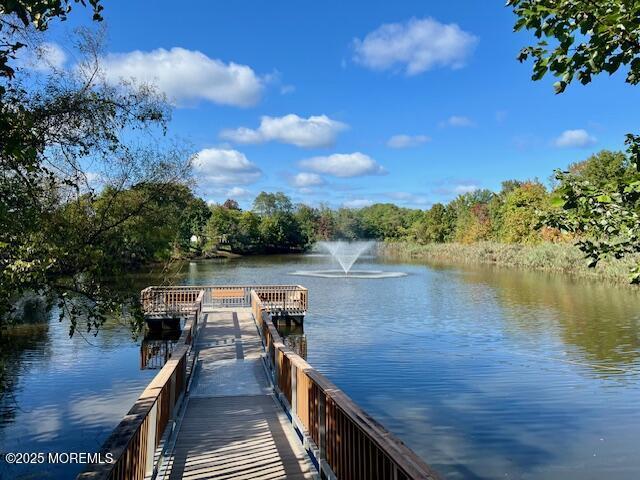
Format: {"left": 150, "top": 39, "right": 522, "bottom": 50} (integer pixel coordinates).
{"left": 379, "top": 241, "right": 639, "bottom": 285}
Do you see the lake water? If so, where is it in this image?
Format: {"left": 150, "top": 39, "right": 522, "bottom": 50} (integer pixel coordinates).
{"left": 2, "top": 253, "right": 640, "bottom": 479}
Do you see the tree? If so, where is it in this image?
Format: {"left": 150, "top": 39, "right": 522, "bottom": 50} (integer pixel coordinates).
{"left": 455, "top": 203, "right": 492, "bottom": 244}
{"left": 251, "top": 192, "right": 306, "bottom": 251}
{"left": 568, "top": 150, "right": 633, "bottom": 187}
{"left": 252, "top": 192, "right": 293, "bottom": 216}
{"left": 237, "top": 211, "right": 261, "bottom": 249}
{"left": 359, "top": 203, "right": 419, "bottom": 240}
{"left": 294, "top": 204, "right": 319, "bottom": 247}
{"left": 258, "top": 212, "right": 305, "bottom": 252}
{"left": 222, "top": 198, "right": 240, "bottom": 210}
{"left": 205, "top": 204, "right": 242, "bottom": 250}
{"left": 1, "top": 29, "right": 192, "bottom": 332}
{"left": 334, "top": 208, "right": 365, "bottom": 240}
{"left": 510, "top": 0, "right": 640, "bottom": 281}
{"left": 0, "top": 0, "right": 103, "bottom": 79}
{"left": 545, "top": 170, "right": 640, "bottom": 278}
{"left": 497, "top": 182, "right": 549, "bottom": 244}
{"left": 448, "top": 190, "right": 494, "bottom": 243}
{"left": 500, "top": 180, "right": 524, "bottom": 195}
{"left": 509, "top": 0, "right": 640, "bottom": 93}
{"left": 174, "top": 190, "right": 211, "bottom": 252}
{"left": 91, "top": 183, "right": 197, "bottom": 265}
{"left": 316, "top": 205, "right": 336, "bottom": 240}
{"left": 411, "top": 203, "right": 454, "bottom": 243}
{"left": 205, "top": 193, "right": 311, "bottom": 254}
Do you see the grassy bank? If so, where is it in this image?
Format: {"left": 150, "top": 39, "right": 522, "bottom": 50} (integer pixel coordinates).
{"left": 379, "top": 241, "right": 639, "bottom": 285}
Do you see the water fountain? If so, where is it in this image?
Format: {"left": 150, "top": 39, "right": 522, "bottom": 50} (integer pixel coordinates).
{"left": 290, "top": 240, "right": 406, "bottom": 279}
{"left": 318, "top": 240, "right": 374, "bottom": 274}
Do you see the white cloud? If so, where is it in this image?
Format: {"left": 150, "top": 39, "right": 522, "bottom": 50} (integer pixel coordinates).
{"left": 386, "top": 191, "right": 413, "bottom": 200}
{"left": 385, "top": 191, "right": 430, "bottom": 205}
{"left": 431, "top": 178, "right": 482, "bottom": 197}
{"left": 80, "top": 171, "right": 104, "bottom": 192}
{"left": 40, "top": 42, "right": 67, "bottom": 69}
{"left": 441, "top": 115, "right": 475, "bottom": 127}
{"left": 22, "top": 42, "right": 67, "bottom": 72}
{"left": 290, "top": 172, "right": 325, "bottom": 188}
{"left": 353, "top": 17, "right": 477, "bottom": 75}
{"left": 220, "top": 114, "right": 347, "bottom": 148}
{"left": 387, "top": 134, "right": 431, "bottom": 148}
{"left": 101, "top": 47, "right": 264, "bottom": 107}
{"left": 454, "top": 184, "right": 480, "bottom": 194}
{"left": 554, "top": 129, "right": 597, "bottom": 148}
{"left": 226, "top": 186, "right": 252, "bottom": 198}
{"left": 299, "top": 152, "right": 386, "bottom": 178}
{"left": 192, "top": 148, "right": 262, "bottom": 186}
{"left": 343, "top": 199, "right": 374, "bottom": 208}
{"left": 85, "top": 171, "right": 102, "bottom": 184}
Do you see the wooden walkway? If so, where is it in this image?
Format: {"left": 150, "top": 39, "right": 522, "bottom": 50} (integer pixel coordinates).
{"left": 79, "top": 285, "right": 439, "bottom": 480}
{"left": 160, "top": 309, "right": 316, "bottom": 480}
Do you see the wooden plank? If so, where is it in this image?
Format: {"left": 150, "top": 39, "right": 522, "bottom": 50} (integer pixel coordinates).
{"left": 167, "top": 396, "right": 314, "bottom": 480}
{"left": 212, "top": 287, "right": 246, "bottom": 298}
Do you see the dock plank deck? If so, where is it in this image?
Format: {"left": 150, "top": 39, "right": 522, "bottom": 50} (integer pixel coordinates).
{"left": 163, "top": 308, "right": 315, "bottom": 480}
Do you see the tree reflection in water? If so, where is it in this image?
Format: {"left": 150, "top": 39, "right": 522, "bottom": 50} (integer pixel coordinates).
{"left": 447, "top": 263, "right": 640, "bottom": 374}
{"left": 0, "top": 298, "right": 50, "bottom": 432}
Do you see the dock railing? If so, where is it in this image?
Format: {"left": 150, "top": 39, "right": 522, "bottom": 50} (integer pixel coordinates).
{"left": 141, "top": 284, "right": 307, "bottom": 316}
{"left": 251, "top": 291, "right": 440, "bottom": 480}
{"left": 78, "top": 290, "right": 203, "bottom": 480}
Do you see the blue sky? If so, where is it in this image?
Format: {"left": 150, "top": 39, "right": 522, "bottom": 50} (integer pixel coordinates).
{"left": 45, "top": 0, "right": 640, "bottom": 209}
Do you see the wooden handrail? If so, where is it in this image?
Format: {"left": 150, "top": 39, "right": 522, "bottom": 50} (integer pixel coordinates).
{"left": 142, "top": 285, "right": 308, "bottom": 315}
{"left": 250, "top": 292, "right": 440, "bottom": 480}
{"left": 78, "top": 291, "right": 203, "bottom": 480}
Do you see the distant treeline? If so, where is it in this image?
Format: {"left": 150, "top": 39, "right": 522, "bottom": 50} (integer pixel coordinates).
{"left": 82, "top": 149, "right": 629, "bottom": 263}
{"left": 200, "top": 150, "right": 632, "bottom": 254}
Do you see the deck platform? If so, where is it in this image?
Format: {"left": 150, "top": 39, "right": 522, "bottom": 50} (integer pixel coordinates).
{"left": 160, "top": 308, "right": 316, "bottom": 480}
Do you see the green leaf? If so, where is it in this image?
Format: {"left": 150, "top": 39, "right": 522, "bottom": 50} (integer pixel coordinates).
{"left": 553, "top": 80, "right": 567, "bottom": 93}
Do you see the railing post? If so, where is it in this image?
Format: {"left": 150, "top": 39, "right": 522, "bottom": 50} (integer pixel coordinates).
{"left": 169, "top": 371, "right": 176, "bottom": 411}
{"left": 318, "top": 391, "right": 326, "bottom": 474}
{"left": 145, "top": 401, "right": 158, "bottom": 477}
{"left": 272, "top": 343, "right": 278, "bottom": 385}
{"left": 291, "top": 364, "right": 297, "bottom": 417}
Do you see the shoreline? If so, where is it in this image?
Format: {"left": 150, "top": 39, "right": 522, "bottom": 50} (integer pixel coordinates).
{"left": 378, "top": 241, "right": 639, "bottom": 287}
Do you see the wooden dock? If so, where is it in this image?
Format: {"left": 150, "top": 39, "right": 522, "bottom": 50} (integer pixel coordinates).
{"left": 161, "top": 309, "right": 314, "bottom": 479}
{"left": 79, "top": 285, "right": 440, "bottom": 480}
